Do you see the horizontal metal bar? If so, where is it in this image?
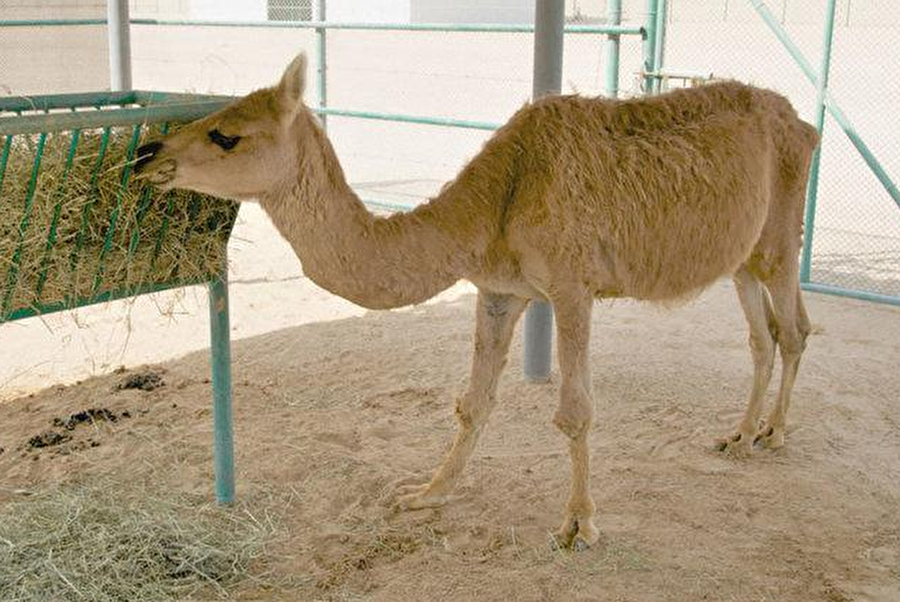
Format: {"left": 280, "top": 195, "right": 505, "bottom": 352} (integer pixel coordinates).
{"left": 313, "top": 107, "right": 500, "bottom": 130}
{"left": 0, "top": 98, "right": 230, "bottom": 136}
{"left": 0, "top": 275, "right": 220, "bottom": 323}
{"left": 802, "top": 282, "right": 900, "bottom": 307}
{"left": 0, "top": 19, "right": 107, "bottom": 27}
{"left": 644, "top": 69, "right": 715, "bottom": 80}
{"left": 0, "top": 91, "right": 137, "bottom": 113}
{"left": 129, "top": 18, "right": 643, "bottom": 35}
{"left": 3, "top": 96, "right": 494, "bottom": 135}
{"left": 360, "top": 198, "right": 413, "bottom": 213}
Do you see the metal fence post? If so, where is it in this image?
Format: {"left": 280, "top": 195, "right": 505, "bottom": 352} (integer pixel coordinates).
{"left": 603, "top": 0, "right": 623, "bottom": 98}
{"left": 800, "top": 0, "right": 838, "bottom": 283}
{"left": 317, "top": 0, "right": 327, "bottom": 130}
{"left": 106, "top": 0, "right": 133, "bottom": 91}
{"left": 653, "top": 0, "right": 668, "bottom": 93}
{"left": 642, "top": 0, "right": 659, "bottom": 94}
{"left": 523, "top": 0, "right": 564, "bottom": 383}
{"left": 208, "top": 269, "right": 235, "bottom": 504}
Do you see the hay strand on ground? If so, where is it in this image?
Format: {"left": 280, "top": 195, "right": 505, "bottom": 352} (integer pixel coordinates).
{"left": 0, "top": 477, "right": 283, "bottom": 601}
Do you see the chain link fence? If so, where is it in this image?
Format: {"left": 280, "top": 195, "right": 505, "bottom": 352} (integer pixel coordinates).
{"left": 658, "top": 0, "right": 900, "bottom": 299}
{"left": 1, "top": 0, "right": 897, "bottom": 300}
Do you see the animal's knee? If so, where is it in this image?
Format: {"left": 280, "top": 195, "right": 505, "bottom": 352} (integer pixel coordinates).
{"left": 748, "top": 331, "right": 776, "bottom": 362}
{"left": 553, "top": 387, "right": 593, "bottom": 440}
{"left": 777, "top": 329, "right": 806, "bottom": 358}
{"left": 455, "top": 393, "right": 494, "bottom": 428}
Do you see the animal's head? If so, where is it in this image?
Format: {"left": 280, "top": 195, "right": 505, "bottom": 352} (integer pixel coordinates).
{"left": 134, "top": 53, "right": 310, "bottom": 200}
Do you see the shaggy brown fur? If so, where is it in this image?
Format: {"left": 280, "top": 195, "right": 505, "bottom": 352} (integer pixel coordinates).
{"left": 134, "top": 54, "right": 818, "bottom": 550}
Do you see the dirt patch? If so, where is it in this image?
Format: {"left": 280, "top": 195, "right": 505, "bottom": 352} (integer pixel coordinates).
{"left": 116, "top": 370, "right": 165, "bottom": 392}
{"left": 19, "top": 407, "right": 131, "bottom": 457}
{"left": 1, "top": 286, "right": 899, "bottom": 601}
{"left": 52, "top": 407, "right": 121, "bottom": 430}
{"left": 26, "top": 431, "right": 71, "bottom": 450}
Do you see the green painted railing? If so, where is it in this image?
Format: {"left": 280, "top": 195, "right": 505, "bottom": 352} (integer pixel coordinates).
{"left": 0, "top": 91, "right": 240, "bottom": 502}
{"left": 747, "top": 0, "right": 900, "bottom": 306}
{"left": 0, "top": 17, "right": 642, "bottom": 36}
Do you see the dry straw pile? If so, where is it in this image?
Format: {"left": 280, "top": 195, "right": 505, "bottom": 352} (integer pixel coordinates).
{"left": 0, "top": 477, "right": 287, "bottom": 601}
{"left": 0, "top": 125, "right": 237, "bottom": 318}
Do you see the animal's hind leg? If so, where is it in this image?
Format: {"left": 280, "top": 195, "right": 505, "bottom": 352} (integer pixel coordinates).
{"left": 755, "top": 274, "right": 810, "bottom": 450}
{"left": 395, "top": 290, "right": 527, "bottom": 510}
{"left": 716, "top": 267, "right": 777, "bottom": 456}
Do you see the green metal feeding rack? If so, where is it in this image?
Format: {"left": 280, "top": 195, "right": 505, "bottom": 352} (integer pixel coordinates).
{"left": 0, "top": 90, "right": 240, "bottom": 503}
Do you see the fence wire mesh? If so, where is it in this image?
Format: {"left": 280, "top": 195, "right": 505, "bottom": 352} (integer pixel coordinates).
{"left": 658, "top": 0, "right": 900, "bottom": 299}
{"left": 0, "top": 0, "right": 897, "bottom": 301}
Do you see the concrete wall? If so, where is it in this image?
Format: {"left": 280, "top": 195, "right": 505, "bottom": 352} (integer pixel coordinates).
{"left": 129, "top": 0, "right": 191, "bottom": 19}
{"left": 190, "top": 0, "right": 266, "bottom": 21}
{"left": 0, "top": 0, "right": 105, "bottom": 19}
{"left": 326, "top": 0, "right": 411, "bottom": 23}
{"left": 411, "top": 0, "right": 534, "bottom": 24}
{"left": 0, "top": 1, "right": 108, "bottom": 94}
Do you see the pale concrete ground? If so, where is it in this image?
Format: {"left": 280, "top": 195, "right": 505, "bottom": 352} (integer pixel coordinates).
{"left": 1, "top": 15, "right": 898, "bottom": 399}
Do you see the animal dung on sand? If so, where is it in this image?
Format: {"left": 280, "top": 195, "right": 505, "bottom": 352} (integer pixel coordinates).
{"left": 0, "top": 94, "right": 239, "bottom": 321}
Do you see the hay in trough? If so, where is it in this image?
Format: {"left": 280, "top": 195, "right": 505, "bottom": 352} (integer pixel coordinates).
{"left": 0, "top": 124, "right": 237, "bottom": 319}
{"left": 0, "top": 477, "right": 285, "bottom": 601}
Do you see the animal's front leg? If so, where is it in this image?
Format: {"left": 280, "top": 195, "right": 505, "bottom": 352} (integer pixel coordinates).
{"left": 550, "top": 290, "right": 600, "bottom": 550}
{"left": 395, "top": 290, "right": 527, "bottom": 510}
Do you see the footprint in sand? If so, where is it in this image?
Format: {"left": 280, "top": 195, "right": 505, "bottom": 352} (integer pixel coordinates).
{"left": 313, "top": 430, "right": 362, "bottom": 452}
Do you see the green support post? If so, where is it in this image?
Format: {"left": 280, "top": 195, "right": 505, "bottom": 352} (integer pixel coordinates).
{"left": 800, "top": 0, "right": 838, "bottom": 284}
{"left": 642, "top": 0, "right": 659, "bottom": 94}
{"left": 653, "top": 0, "right": 668, "bottom": 93}
{"left": 208, "top": 269, "right": 235, "bottom": 504}
{"left": 603, "top": 0, "right": 623, "bottom": 98}
{"left": 317, "top": 0, "right": 327, "bottom": 131}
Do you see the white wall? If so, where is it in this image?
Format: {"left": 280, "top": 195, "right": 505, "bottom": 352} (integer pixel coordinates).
{"left": 325, "top": 0, "right": 411, "bottom": 23}
{"left": 130, "top": 0, "right": 191, "bottom": 19}
{"left": 411, "top": 0, "right": 534, "bottom": 24}
{"left": 190, "top": 0, "right": 267, "bottom": 21}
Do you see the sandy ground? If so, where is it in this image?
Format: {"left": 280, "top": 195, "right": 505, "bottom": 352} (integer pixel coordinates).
{"left": 1, "top": 281, "right": 899, "bottom": 601}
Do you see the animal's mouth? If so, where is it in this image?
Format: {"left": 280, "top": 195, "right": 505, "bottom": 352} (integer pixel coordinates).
{"left": 134, "top": 158, "right": 177, "bottom": 187}
{"left": 133, "top": 140, "right": 177, "bottom": 188}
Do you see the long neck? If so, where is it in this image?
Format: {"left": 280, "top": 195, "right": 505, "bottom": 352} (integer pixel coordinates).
{"left": 260, "top": 111, "right": 506, "bottom": 309}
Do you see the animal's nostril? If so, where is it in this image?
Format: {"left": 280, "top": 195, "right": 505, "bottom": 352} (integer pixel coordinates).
{"left": 134, "top": 141, "right": 164, "bottom": 173}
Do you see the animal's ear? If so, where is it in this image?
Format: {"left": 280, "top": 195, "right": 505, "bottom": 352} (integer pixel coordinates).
{"left": 277, "top": 53, "right": 307, "bottom": 113}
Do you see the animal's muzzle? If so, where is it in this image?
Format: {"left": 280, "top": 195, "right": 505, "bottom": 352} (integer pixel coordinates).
{"left": 134, "top": 141, "right": 164, "bottom": 174}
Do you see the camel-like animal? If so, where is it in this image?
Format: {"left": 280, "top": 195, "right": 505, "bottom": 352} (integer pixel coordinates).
{"left": 135, "top": 54, "right": 818, "bottom": 550}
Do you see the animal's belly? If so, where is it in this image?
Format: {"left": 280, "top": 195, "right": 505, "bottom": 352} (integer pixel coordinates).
{"left": 467, "top": 274, "right": 544, "bottom": 299}
{"left": 614, "top": 193, "right": 769, "bottom": 301}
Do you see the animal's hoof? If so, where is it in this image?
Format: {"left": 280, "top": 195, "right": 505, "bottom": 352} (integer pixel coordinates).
{"left": 554, "top": 514, "right": 600, "bottom": 550}
{"left": 714, "top": 432, "right": 753, "bottom": 457}
{"left": 393, "top": 483, "right": 450, "bottom": 511}
{"left": 753, "top": 423, "right": 785, "bottom": 450}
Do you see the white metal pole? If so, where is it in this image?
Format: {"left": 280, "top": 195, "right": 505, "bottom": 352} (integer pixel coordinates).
{"left": 107, "top": 0, "right": 133, "bottom": 91}
{"left": 523, "top": 0, "right": 564, "bottom": 383}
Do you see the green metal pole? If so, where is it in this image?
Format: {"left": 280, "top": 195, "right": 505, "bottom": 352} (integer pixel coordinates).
{"left": 800, "top": 0, "right": 838, "bottom": 284}
{"left": 603, "top": 0, "right": 623, "bottom": 98}
{"left": 208, "top": 269, "right": 235, "bottom": 504}
{"left": 642, "top": 0, "right": 659, "bottom": 94}
{"left": 653, "top": 0, "right": 668, "bottom": 93}
{"left": 317, "top": 0, "right": 327, "bottom": 130}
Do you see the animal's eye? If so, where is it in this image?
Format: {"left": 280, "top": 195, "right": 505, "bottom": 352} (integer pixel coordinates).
{"left": 208, "top": 129, "right": 241, "bottom": 150}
